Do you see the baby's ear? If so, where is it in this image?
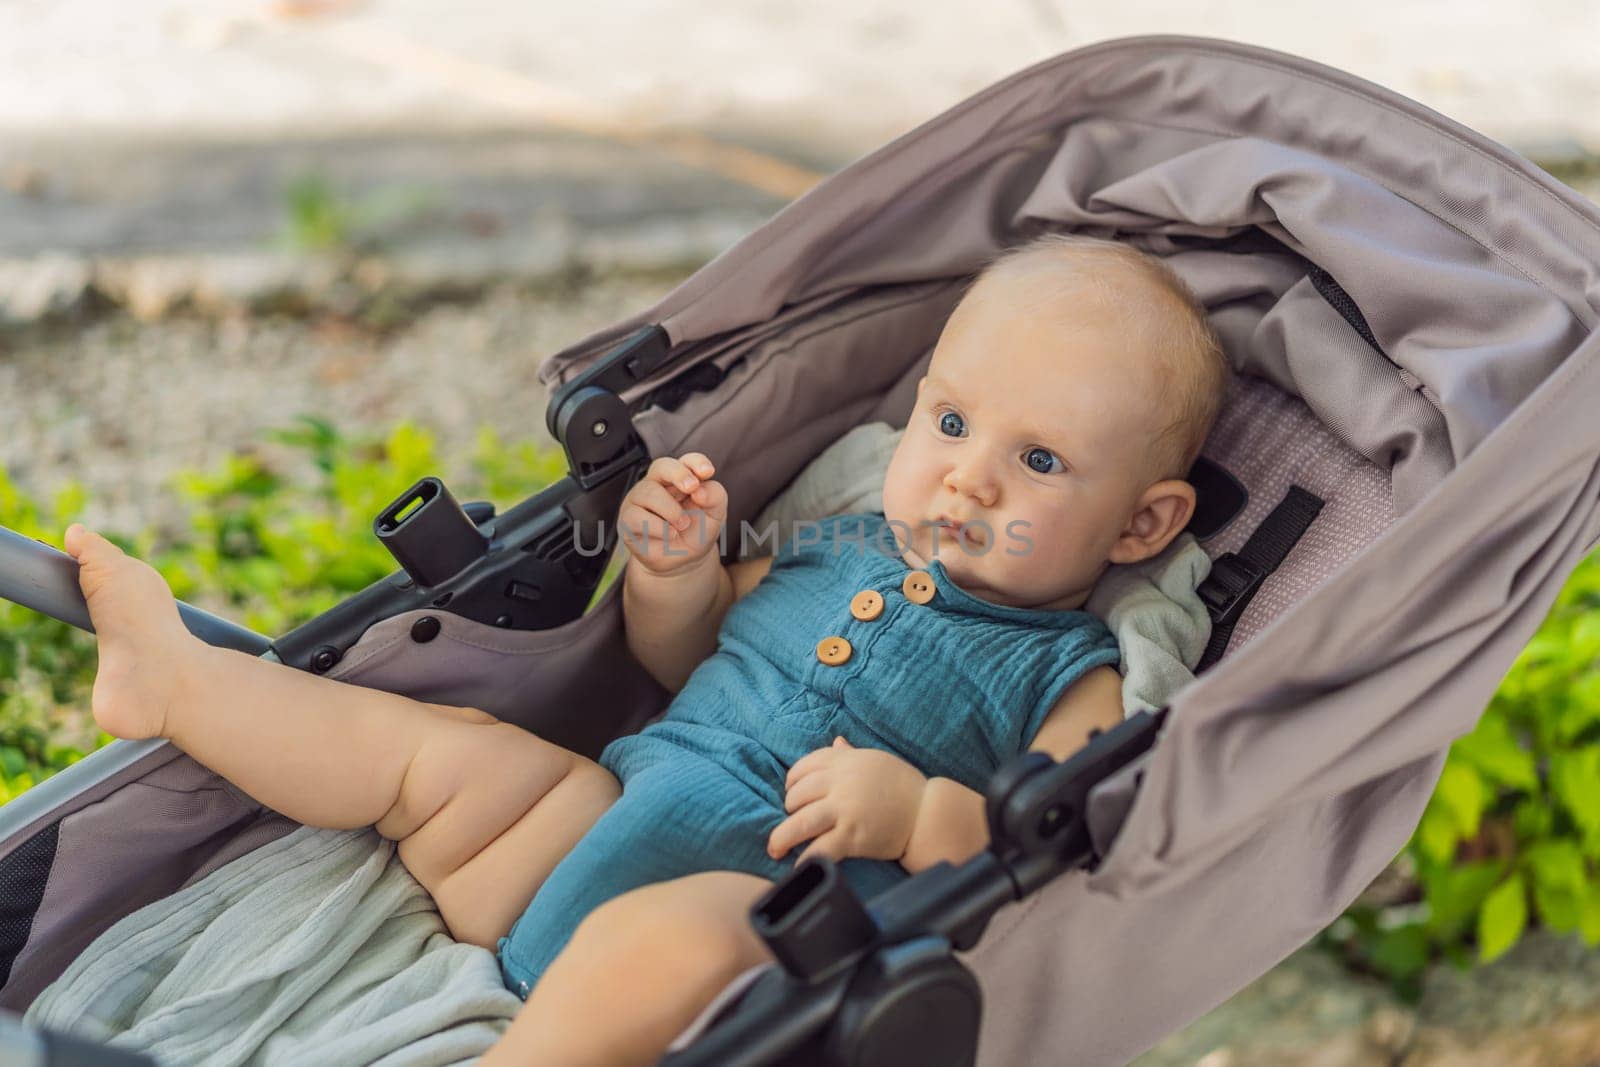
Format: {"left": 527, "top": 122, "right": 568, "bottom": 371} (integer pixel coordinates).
{"left": 1108, "top": 479, "right": 1196, "bottom": 566}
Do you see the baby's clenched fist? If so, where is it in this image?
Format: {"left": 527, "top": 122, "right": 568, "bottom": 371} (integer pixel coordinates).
{"left": 767, "top": 737, "right": 928, "bottom": 867}
{"left": 618, "top": 452, "right": 729, "bottom": 576}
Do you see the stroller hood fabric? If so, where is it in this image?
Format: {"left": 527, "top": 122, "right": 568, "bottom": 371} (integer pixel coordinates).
{"left": 5, "top": 35, "right": 1600, "bottom": 1066}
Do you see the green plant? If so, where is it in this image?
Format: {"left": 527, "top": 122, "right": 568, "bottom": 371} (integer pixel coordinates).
{"left": 0, "top": 469, "right": 102, "bottom": 802}
{"left": 1326, "top": 547, "right": 1600, "bottom": 996}
{"left": 279, "top": 174, "right": 436, "bottom": 255}
{"left": 0, "top": 419, "right": 614, "bottom": 801}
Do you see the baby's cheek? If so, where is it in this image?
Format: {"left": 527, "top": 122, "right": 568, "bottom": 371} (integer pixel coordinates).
{"left": 995, "top": 545, "right": 1038, "bottom": 585}
{"left": 880, "top": 465, "right": 920, "bottom": 523}
{"left": 997, "top": 520, "right": 1042, "bottom": 562}
{"left": 881, "top": 451, "right": 913, "bottom": 499}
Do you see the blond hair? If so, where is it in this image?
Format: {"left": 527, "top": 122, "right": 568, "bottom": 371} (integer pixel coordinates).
{"left": 964, "top": 233, "right": 1230, "bottom": 483}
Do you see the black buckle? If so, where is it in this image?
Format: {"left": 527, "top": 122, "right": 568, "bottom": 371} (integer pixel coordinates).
{"left": 1197, "top": 552, "right": 1264, "bottom": 628}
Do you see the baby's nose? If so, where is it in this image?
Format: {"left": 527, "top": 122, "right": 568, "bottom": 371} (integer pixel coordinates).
{"left": 944, "top": 463, "right": 999, "bottom": 505}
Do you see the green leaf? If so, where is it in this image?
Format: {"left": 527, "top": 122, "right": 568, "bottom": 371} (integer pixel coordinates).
{"left": 282, "top": 173, "right": 351, "bottom": 252}
{"left": 1581, "top": 883, "right": 1600, "bottom": 946}
{"left": 1453, "top": 715, "right": 1539, "bottom": 791}
{"left": 1367, "top": 923, "right": 1431, "bottom": 983}
{"left": 1478, "top": 874, "right": 1528, "bottom": 963}
{"left": 383, "top": 422, "right": 438, "bottom": 482}
{"left": 1551, "top": 748, "right": 1600, "bottom": 836}
{"left": 1532, "top": 879, "right": 1582, "bottom": 932}
{"left": 1512, "top": 797, "right": 1555, "bottom": 840}
{"left": 1435, "top": 761, "right": 1488, "bottom": 839}
{"left": 1523, "top": 840, "right": 1587, "bottom": 893}
{"left": 1524, "top": 843, "right": 1586, "bottom": 935}
{"left": 1556, "top": 673, "right": 1600, "bottom": 742}
{"left": 1415, "top": 801, "right": 1465, "bottom": 865}
{"left": 1424, "top": 860, "right": 1505, "bottom": 941}
{"left": 1572, "top": 614, "right": 1600, "bottom": 660}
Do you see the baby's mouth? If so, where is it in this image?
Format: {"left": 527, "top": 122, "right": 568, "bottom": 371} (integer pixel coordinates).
{"left": 934, "top": 518, "right": 986, "bottom": 549}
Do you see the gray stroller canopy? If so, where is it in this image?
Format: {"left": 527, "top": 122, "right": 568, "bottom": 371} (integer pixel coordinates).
{"left": 5, "top": 34, "right": 1600, "bottom": 1067}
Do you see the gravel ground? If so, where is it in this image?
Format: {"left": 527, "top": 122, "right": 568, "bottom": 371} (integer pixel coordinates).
{"left": 0, "top": 271, "right": 687, "bottom": 539}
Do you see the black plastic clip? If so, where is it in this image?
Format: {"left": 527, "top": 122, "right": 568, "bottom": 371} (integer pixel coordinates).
{"left": 984, "top": 709, "right": 1168, "bottom": 893}
{"left": 1196, "top": 551, "right": 1264, "bottom": 629}
{"left": 752, "top": 858, "right": 877, "bottom": 984}
{"left": 544, "top": 325, "right": 673, "bottom": 440}
{"left": 374, "top": 477, "right": 489, "bottom": 588}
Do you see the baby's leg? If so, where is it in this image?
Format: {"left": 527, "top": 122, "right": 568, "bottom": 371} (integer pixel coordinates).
{"left": 65, "top": 523, "right": 618, "bottom": 949}
{"left": 484, "top": 871, "right": 775, "bottom": 1067}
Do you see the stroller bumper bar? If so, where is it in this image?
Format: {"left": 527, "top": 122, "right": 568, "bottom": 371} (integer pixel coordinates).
{"left": 664, "top": 707, "right": 1168, "bottom": 1067}
{"left": 0, "top": 525, "right": 272, "bottom": 657}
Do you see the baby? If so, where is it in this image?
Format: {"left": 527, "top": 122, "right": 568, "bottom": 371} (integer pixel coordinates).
{"left": 64, "top": 232, "right": 1228, "bottom": 1066}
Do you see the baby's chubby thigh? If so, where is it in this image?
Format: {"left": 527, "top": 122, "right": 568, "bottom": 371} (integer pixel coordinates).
{"left": 495, "top": 748, "right": 787, "bottom": 996}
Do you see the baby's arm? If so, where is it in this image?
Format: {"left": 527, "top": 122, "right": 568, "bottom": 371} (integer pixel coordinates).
{"left": 766, "top": 667, "right": 1126, "bottom": 875}
{"left": 619, "top": 452, "right": 772, "bottom": 692}
{"left": 900, "top": 664, "right": 1126, "bottom": 872}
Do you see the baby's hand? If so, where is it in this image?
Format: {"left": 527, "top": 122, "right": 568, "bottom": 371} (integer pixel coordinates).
{"left": 618, "top": 452, "right": 729, "bottom": 576}
{"left": 767, "top": 737, "right": 927, "bottom": 866}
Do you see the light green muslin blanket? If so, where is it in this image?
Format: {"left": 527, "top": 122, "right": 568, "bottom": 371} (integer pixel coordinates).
{"left": 25, "top": 825, "right": 519, "bottom": 1066}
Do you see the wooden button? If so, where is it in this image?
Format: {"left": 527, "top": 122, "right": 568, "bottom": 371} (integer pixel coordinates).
{"left": 816, "top": 635, "right": 853, "bottom": 666}
{"left": 850, "top": 590, "right": 885, "bottom": 621}
{"left": 902, "top": 570, "right": 936, "bottom": 605}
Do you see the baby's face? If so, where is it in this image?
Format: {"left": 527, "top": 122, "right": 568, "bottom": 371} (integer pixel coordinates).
{"left": 881, "top": 281, "right": 1169, "bottom": 611}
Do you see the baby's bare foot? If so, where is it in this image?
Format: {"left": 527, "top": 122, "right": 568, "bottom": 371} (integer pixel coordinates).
{"left": 64, "top": 523, "right": 197, "bottom": 741}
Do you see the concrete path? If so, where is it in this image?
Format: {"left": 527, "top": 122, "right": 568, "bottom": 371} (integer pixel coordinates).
{"left": 3, "top": 0, "right": 1596, "bottom": 154}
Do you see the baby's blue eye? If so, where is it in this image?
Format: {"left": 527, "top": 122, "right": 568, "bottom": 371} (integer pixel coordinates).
{"left": 937, "top": 410, "right": 966, "bottom": 437}
{"left": 1024, "top": 447, "right": 1063, "bottom": 474}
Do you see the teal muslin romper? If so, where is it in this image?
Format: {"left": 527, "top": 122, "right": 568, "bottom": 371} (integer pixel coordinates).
{"left": 495, "top": 510, "right": 1120, "bottom": 996}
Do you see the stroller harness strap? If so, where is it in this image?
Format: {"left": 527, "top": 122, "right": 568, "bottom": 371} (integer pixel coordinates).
{"left": 1196, "top": 485, "right": 1325, "bottom": 672}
